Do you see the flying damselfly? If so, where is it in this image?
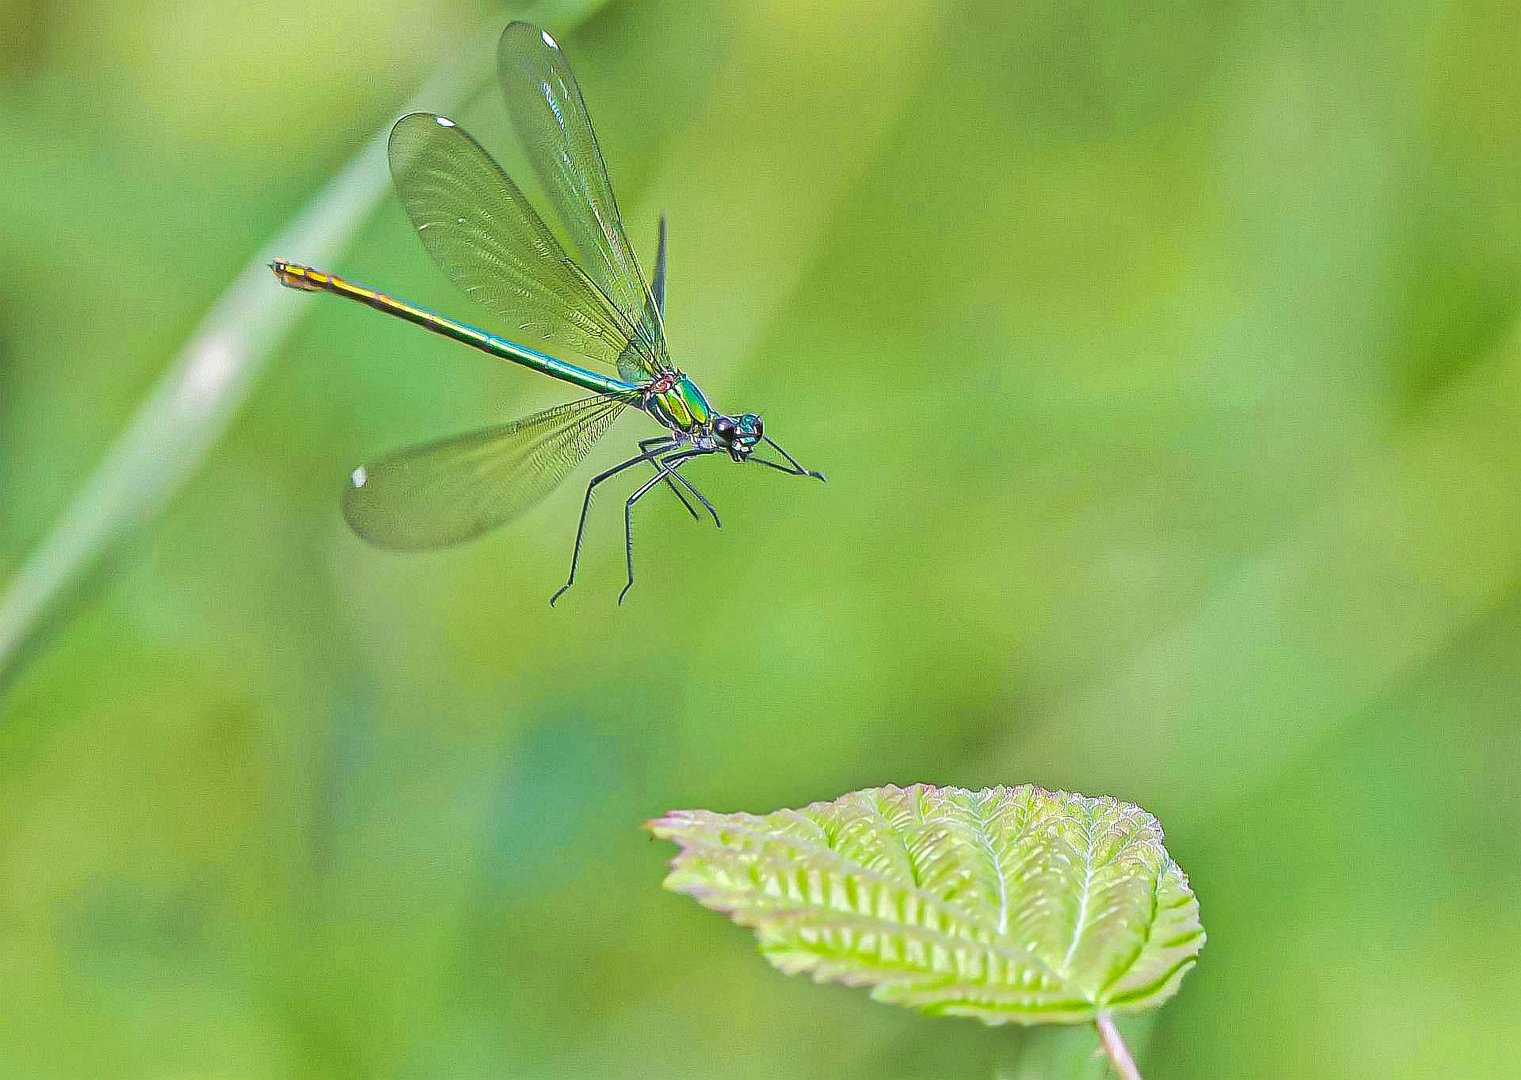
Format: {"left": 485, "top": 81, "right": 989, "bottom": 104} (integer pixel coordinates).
{"left": 273, "top": 21, "right": 822, "bottom": 604}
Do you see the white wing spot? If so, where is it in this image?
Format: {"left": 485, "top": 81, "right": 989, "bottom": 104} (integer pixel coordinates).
{"left": 351, "top": 466, "right": 368, "bottom": 489}
{"left": 435, "top": 116, "right": 456, "bottom": 128}
{"left": 541, "top": 29, "right": 558, "bottom": 48}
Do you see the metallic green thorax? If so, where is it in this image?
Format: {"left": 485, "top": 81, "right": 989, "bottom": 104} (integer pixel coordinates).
{"left": 645, "top": 376, "right": 714, "bottom": 432}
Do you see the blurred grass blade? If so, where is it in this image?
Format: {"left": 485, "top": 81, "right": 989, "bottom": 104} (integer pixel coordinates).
{"left": 648, "top": 783, "right": 1205, "bottom": 1025}
{"left": 0, "top": 3, "right": 608, "bottom": 689}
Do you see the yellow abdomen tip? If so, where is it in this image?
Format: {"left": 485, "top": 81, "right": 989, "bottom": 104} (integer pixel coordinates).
{"left": 270, "top": 260, "right": 326, "bottom": 292}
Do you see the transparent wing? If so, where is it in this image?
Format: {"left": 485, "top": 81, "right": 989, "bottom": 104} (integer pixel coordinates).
{"left": 388, "top": 112, "right": 647, "bottom": 374}
{"left": 651, "top": 213, "right": 668, "bottom": 318}
{"left": 498, "top": 21, "right": 671, "bottom": 381}
{"left": 343, "top": 395, "right": 626, "bottom": 550}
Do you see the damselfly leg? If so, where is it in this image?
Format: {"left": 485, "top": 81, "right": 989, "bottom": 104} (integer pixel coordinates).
{"left": 638, "top": 435, "right": 718, "bottom": 527}
{"left": 552, "top": 440, "right": 680, "bottom": 606}
{"left": 620, "top": 449, "right": 707, "bottom": 605}
{"left": 669, "top": 467, "right": 719, "bottom": 529}
{"left": 749, "top": 435, "right": 827, "bottom": 481}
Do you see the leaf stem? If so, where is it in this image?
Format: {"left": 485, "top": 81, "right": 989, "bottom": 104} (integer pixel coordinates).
{"left": 1094, "top": 1013, "right": 1143, "bottom": 1080}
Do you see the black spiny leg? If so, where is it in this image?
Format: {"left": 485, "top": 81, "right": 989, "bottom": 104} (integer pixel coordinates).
{"left": 551, "top": 440, "right": 678, "bottom": 607}
{"left": 639, "top": 435, "right": 703, "bottom": 522}
{"left": 752, "top": 435, "right": 827, "bottom": 481}
{"left": 669, "top": 468, "right": 720, "bottom": 529}
{"left": 619, "top": 449, "right": 705, "bottom": 605}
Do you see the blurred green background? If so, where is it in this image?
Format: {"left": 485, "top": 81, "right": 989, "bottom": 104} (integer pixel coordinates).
{"left": 4, "top": 0, "right": 1521, "bottom": 1076}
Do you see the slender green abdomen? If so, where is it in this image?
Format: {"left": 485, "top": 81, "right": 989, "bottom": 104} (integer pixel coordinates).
{"left": 270, "top": 261, "right": 638, "bottom": 400}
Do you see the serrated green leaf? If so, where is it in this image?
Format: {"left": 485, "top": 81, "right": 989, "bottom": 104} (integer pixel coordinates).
{"left": 648, "top": 783, "right": 1204, "bottom": 1025}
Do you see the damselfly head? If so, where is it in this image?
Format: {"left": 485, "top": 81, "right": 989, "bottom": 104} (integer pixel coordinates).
{"left": 712, "top": 413, "right": 763, "bottom": 461}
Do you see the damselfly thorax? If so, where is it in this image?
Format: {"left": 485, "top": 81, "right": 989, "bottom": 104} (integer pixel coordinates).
{"left": 642, "top": 373, "right": 711, "bottom": 432}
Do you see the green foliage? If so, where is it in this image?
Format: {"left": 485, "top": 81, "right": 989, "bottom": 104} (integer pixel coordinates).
{"left": 649, "top": 784, "right": 1203, "bottom": 1025}
{"left": 3, "top": 1, "right": 1520, "bottom": 1076}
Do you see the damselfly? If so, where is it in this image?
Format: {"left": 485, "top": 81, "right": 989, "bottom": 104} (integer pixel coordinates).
{"left": 273, "top": 21, "right": 822, "bottom": 603}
